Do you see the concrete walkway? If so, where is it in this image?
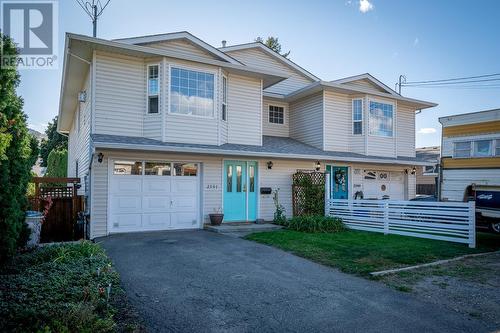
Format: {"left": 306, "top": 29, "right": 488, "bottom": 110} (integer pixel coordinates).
{"left": 99, "top": 231, "right": 491, "bottom": 333}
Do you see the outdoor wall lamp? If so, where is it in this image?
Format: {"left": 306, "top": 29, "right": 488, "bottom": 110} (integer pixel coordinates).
{"left": 411, "top": 166, "right": 417, "bottom": 175}
{"left": 404, "top": 169, "right": 408, "bottom": 175}
{"left": 315, "top": 161, "right": 321, "bottom": 171}
{"left": 97, "top": 152, "right": 104, "bottom": 163}
{"left": 267, "top": 161, "right": 273, "bottom": 169}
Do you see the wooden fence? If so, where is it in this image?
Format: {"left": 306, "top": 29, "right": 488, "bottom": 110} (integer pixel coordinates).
{"left": 326, "top": 199, "right": 476, "bottom": 248}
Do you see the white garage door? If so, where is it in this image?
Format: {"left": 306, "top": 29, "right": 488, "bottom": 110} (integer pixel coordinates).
{"left": 109, "top": 160, "right": 200, "bottom": 233}
{"left": 362, "top": 171, "right": 405, "bottom": 200}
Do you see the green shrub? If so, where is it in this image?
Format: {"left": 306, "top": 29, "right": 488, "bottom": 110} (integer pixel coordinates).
{"left": 44, "top": 148, "right": 68, "bottom": 178}
{"left": 0, "top": 241, "right": 120, "bottom": 332}
{"left": 286, "top": 215, "right": 346, "bottom": 233}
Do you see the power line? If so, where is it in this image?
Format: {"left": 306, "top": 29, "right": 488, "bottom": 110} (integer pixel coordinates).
{"left": 403, "top": 73, "right": 500, "bottom": 85}
{"left": 402, "top": 77, "right": 500, "bottom": 87}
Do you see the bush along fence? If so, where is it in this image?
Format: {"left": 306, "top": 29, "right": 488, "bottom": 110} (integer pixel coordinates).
{"left": 326, "top": 199, "right": 476, "bottom": 248}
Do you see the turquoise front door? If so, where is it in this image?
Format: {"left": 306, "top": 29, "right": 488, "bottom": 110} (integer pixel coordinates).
{"left": 327, "top": 165, "right": 349, "bottom": 199}
{"left": 223, "top": 161, "right": 258, "bottom": 221}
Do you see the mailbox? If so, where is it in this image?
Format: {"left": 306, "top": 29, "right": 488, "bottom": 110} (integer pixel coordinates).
{"left": 260, "top": 187, "right": 272, "bottom": 195}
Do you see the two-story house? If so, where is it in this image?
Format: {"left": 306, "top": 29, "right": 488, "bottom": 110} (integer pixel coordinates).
{"left": 58, "top": 31, "right": 436, "bottom": 238}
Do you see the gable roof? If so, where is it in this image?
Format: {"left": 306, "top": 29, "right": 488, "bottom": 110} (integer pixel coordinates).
{"left": 220, "top": 42, "right": 320, "bottom": 82}
{"left": 113, "top": 31, "right": 241, "bottom": 65}
{"left": 331, "top": 73, "right": 399, "bottom": 96}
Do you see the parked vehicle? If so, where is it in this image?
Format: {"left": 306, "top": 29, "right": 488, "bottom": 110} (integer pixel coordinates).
{"left": 465, "top": 184, "right": 500, "bottom": 233}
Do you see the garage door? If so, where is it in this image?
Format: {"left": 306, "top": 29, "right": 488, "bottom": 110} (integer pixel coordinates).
{"left": 109, "top": 160, "right": 200, "bottom": 233}
{"left": 362, "top": 171, "right": 405, "bottom": 200}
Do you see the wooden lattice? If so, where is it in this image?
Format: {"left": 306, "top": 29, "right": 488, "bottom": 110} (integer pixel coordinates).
{"left": 292, "top": 170, "right": 326, "bottom": 216}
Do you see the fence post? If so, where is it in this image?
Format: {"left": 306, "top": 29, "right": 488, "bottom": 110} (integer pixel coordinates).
{"left": 468, "top": 200, "right": 476, "bottom": 248}
{"left": 324, "top": 173, "right": 331, "bottom": 216}
{"left": 383, "top": 201, "right": 389, "bottom": 235}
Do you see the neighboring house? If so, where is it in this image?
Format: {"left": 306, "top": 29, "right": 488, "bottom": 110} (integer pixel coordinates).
{"left": 439, "top": 108, "right": 500, "bottom": 201}
{"left": 57, "top": 31, "right": 436, "bottom": 238}
{"left": 415, "top": 146, "right": 440, "bottom": 196}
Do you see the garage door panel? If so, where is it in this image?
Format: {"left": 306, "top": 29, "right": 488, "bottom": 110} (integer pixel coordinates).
{"left": 174, "top": 196, "right": 197, "bottom": 210}
{"left": 173, "top": 178, "right": 197, "bottom": 193}
{"left": 143, "top": 178, "right": 171, "bottom": 193}
{"left": 111, "top": 213, "right": 142, "bottom": 230}
{"left": 171, "top": 212, "right": 199, "bottom": 229}
{"left": 143, "top": 213, "right": 171, "bottom": 229}
{"left": 112, "top": 178, "right": 142, "bottom": 193}
{"left": 110, "top": 196, "right": 142, "bottom": 213}
{"left": 143, "top": 195, "right": 172, "bottom": 211}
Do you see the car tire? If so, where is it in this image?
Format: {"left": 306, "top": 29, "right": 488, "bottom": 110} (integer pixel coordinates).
{"left": 489, "top": 220, "right": 500, "bottom": 234}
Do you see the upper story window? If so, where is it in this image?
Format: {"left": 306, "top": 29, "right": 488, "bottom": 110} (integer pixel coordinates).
{"left": 170, "top": 67, "right": 214, "bottom": 117}
{"left": 496, "top": 139, "right": 500, "bottom": 156}
{"left": 352, "top": 99, "right": 363, "bottom": 135}
{"left": 453, "top": 141, "right": 471, "bottom": 158}
{"left": 369, "top": 101, "right": 393, "bottom": 137}
{"left": 148, "top": 65, "right": 159, "bottom": 114}
{"left": 269, "top": 105, "right": 284, "bottom": 124}
{"left": 473, "top": 140, "right": 492, "bottom": 157}
{"left": 222, "top": 76, "right": 227, "bottom": 121}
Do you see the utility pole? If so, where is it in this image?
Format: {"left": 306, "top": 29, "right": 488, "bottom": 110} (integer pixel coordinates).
{"left": 396, "top": 75, "right": 406, "bottom": 95}
{"left": 76, "top": 0, "right": 111, "bottom": 38}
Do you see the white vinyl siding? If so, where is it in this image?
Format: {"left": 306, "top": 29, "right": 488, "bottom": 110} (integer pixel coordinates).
{"left": 67, "top": 70, "right": 92, "bottom": 196}
{"left": 227, "top": 73, "right": 262, "bottom": 145}
{"left": 144, "top": 39, "right": 221, "bottom": 61}
{"left": 143, "top": 62, "right": 163, "bottom": 140}
{"left": 441, "top": 168, "right": 500, "bottom": 201}
{"left": 324, "top": 91, "right": 350, "bottom": 152}
{"left": 94, "top": 52, "right": 144, "bottom": 137}
{"left": 225, "top": 48, "right": 314, "bottom": 95}
{"left": 340, "top": 79, "right": 387, "bottom": 93}
{"left": 396, "top": 103, "right": 416, "bottom": 157}
{"left": 289, "top": 92, "right": 323, "bottom": 149}
{"left": 262, "top": 98, "right": 289, "bottom": 137}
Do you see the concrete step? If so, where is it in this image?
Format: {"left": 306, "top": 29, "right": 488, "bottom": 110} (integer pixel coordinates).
{"left": 204, "top": 223, "right": 283, "bottom": 234}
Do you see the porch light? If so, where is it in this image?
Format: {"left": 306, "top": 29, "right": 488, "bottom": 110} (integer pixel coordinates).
{"left": 97, "top": 152, "right": 104, "bottom": 163}
{"left": 404, "top": 169, "right": 408, "bottom": 175}
{"left": 267, "top": 161, "right": 273, "bottom": 170}
{"left": 315, "top": 161, "right": 321, "bottom": 171}
{"left": 411, "top": 166, "right": 416, "bottom": 175}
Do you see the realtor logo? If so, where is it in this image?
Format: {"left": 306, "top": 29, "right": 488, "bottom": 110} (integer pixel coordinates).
{"left": 1, "top": 0, "right": 58, "bottom": 69}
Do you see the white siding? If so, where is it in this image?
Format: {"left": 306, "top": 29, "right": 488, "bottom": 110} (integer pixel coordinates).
{"left": 289, "top": 92, "right": 323, "bottom": 149}
{"left": 143, "top": 61, "right": 163, "bottom": 140}
{"left": 225, "top": 48, "right": 314, "bottom": 95}
{"left": 67, "top": 70, "right": 92, "bottom": 196}
{"left": 324, "top": 91, "right": 350, "bottom": 152}
{"left": 94, "top": 52, "right": 144, "bottom": 137}
{"left": 262, "top": 98, "right": 289, "bottom": 137}
{"left": 227, "top": 73, "right": 262, "bottom": 145}
{"left": 90, "top": 155, "right": 108, "bottom": 238}
{"left": 340, "top": 79, "right": 386, "bottom": 93}
{"left": 144, "top": 39, "right": 221, "bottom": 61}
{"left": 441, "top": 169, "right": 500, "bottom": 201}
{"left": 397, "top": 103, "right": 416, "bottom": 157}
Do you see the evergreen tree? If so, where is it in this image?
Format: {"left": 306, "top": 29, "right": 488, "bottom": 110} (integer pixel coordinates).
{"left": 255, "top": 36, "right": 291, "bottom": 58}
{"left": 39, "top": 116, "right": 67, "bottom": 167}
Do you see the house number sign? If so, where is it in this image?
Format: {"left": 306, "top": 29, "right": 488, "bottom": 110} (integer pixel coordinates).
{"left": 205, "top": 184, "right": 219, "bottom": 191}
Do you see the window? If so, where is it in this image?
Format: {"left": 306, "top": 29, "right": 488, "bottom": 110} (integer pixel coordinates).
{"left": 222, "top": 76, "right": 227, "bottom": 121}
{"left": 269, "top": 105, "right": 284, "bottom": 124}
{"left": 236, "top": 165, "right": 242, "bottom": 192}
{"left": 474, "top": 140, "right": 492, "bottom": 157}
{"left": 113, "top": 161, "right": 142, "bottom": 175}
{"left": 145, "top": 162, "right": 171, "bottom": 176}
{"left": 148, "top": 65, "right": 159, "bottom": 114}
{"left": 173, "top": 163, "right": 198, "bottom": 176}
{"left": 170, "top": 67, "right": 214, "bottom": 117}
{"left": 424, "top": 165, "right": 437, "bottom": 174}
{"left": 226, "top": 165, "right": 233, "bottom": 192}
{"left": 369, "top": 101, "right": 393, "bottom": 137}
{"left": 453, "top": 141, "right": 471, "bottom": 158}
{"left": 249, "top": 165, "right": 255, "bottom": 192}
{"left": 496, "top": 139, "right": 500, "bottom": 156}
{"left": 352, "top": 99, "right": 363, "bottom": 135}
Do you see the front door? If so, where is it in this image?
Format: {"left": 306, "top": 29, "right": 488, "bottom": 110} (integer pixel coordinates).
{"left": 327, "top": 165, "right": 349, "bottom": 199}
{"left": 223, "top": 161, "right": 257, "bottom": 221}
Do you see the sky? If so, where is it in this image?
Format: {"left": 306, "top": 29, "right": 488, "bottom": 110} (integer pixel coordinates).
{"left": 16, "top": 0, "right": 500, "bottom": 148}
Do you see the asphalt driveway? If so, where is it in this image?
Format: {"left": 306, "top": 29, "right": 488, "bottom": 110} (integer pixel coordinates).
{"left": 99, "top": 231, "right": 491, "bottom": 332}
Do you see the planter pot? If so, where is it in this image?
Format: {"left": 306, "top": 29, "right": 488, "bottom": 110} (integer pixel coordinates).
{"left": 209, "top": 213, "right": 224, "bottom": 226}
{"left": 25, "top": 211, "right": 43, "bottom": 248}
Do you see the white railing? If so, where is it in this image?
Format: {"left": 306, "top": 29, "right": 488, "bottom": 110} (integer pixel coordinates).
{"left": 326, "top": 199, "right": 476, "bottom": 248}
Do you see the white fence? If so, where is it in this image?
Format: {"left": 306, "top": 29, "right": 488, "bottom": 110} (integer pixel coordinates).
{"left": 326, "top": 199, "right": 476, "bottom": 248}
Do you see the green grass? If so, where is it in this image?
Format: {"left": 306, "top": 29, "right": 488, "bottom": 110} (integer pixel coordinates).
{"left": 245, "top": 230, "right": 500, "bottom": 277}
{"left": 0, "top": 241, "right": 124, "bottom": 332}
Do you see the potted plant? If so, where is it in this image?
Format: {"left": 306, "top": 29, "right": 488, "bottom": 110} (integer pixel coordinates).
{"left": 209, "top": 207, "right": 224, "bottom": 226}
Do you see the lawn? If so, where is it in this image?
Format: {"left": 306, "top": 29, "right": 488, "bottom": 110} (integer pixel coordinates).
{"left": 0, "top": 241, "right": 142, "bottom": 332}
{"left": 245, "top": 230, "right": 500, "bottom": 277}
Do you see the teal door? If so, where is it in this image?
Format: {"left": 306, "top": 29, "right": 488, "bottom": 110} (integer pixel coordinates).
{"left": 223, "top": 161, "right": 258, "bottom": 221}
{"left": 327, "top": 165, "right": 349, "bottom": 199}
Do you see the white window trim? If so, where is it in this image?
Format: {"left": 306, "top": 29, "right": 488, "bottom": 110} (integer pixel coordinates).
{"left": 222, "top": 75, "right": 227, "bottom": 122}
{"left": 268, "top": 104, "right": 285, "bottom": 125}
{"left": 147, "top": 63, "right": 160, "bottom": 115}
{"left": 453, "top": 141, "right": 472, "bottom": 158}
{"left": 167, "top": 65, "right": 217, "bottom": 119}
{"left": 367, "top": 98, "right": 395, "bottom": 138}
{"left": 496, "top": 139, "right": 500, "bottom": 156}
{"left": 473, "top": 139, "right": 493, "bottom": 158}
{"left": 352, "top": 98, "right": 363, "bottom": 135}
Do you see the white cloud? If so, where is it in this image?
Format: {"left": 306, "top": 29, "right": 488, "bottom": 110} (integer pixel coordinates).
{"left": 359, "top": 0, "right": 374, "bottom": 13}
{"left": 417, "top": 127, "right": 437, "bottom": 134}
{"left": 413, "top": 37, "right": 419, "bottom": 46}
{"left": 28, "top": 122, "right": 48, "bottom": 133}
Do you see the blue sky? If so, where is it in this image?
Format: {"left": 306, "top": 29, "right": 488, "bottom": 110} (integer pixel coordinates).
{"left": 17, "top": 0, "right": 500, "bottom": 147}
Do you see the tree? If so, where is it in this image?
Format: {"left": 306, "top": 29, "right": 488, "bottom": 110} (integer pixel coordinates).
{"left": 45, "top": 148, "right": 68, "bottom": 178}
{"left": 0, "top": 33, "right": 39, "bottom": 262}
{"left": 39, "top": 116, "right": 67, "bottom": 167}
{"left": 255, "top": 36, "right": 290, "bottom": 58}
